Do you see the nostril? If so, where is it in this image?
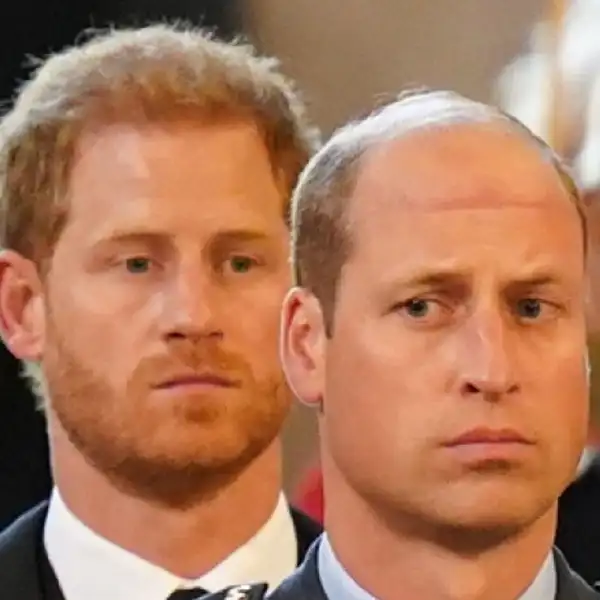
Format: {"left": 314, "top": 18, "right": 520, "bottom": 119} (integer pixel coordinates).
{"left": 166, "top": 331, "right": 187, "bottom": 341}
{"left": 464, "top": 382, "right": 480, "bottom": 394}
{"left": 165, "top": 329, "right": 224, "bottom": 342}
{"left": 461, "top": 380, "right": 519, "bottom": 399}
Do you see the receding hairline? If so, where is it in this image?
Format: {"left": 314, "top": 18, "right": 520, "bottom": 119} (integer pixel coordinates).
{"left": 299, "top": 92, "right": 570, "bottom": 185}
{"left": 291, "top": 90, "right": 583, "bottom": 242}
{"left": 351, "top": 119, "right": 578, "bottom": 205}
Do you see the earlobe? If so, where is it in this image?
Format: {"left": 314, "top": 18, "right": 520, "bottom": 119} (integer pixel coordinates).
{"left": 0, "top": 250, "right": 45, "bottom": 361}
{"left": 280, "top": 287, "right": 326, "bottom": 408}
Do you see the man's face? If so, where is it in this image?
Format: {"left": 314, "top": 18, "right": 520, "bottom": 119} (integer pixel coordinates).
{"left": 288, "top": 123, "right": 589, "bottom": 544}
{"left": 39, "top": 119, "right": 292, "bottom": 504}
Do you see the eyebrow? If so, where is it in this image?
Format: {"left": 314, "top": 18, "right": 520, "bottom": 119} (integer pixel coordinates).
{"left": 207, "top": 229, "right": 273, "bottom": 245}
{"left": 387, "top": 269, "right": 568, "bottom": 291}
{"left": 385, "top": 270, "right": 469, "bottom": 291}
{"left": 504, "top": 273, "right": 568, "bottom": 292}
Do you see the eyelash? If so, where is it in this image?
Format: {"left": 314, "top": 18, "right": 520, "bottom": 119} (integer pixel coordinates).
{"left": 221, "top": 254, "right": 264, "bottom": 273}
{"left": 113, "top": 254, "right": 264, "bottom": 274}
{"left": 392, "top": 297, "right": 561, "bottom": 323}
{"left": 122, "top": 256, "right": 156, "bottom": 274}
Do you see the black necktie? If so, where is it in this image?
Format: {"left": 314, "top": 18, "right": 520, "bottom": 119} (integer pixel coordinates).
{"left": 167, "top": 587, "right": 209, "bottom": 600}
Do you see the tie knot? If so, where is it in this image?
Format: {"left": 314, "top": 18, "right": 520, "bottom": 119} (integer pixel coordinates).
{"left": 167, "top": 587, "right": 208, "bottom": 600}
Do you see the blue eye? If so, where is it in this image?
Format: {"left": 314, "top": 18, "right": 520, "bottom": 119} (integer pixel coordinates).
{"left": 125, "top": 257, "right": 151, "bottom": 274}
{"left": 516, "top": 298, "right": 542, "bottom": 319}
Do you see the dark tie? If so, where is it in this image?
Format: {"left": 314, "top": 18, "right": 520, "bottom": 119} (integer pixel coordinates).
{"left": 167, "top": 588, "right": 209, "bottom": 600}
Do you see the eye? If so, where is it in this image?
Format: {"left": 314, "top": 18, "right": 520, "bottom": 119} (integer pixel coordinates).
{"left": 403, "top": 298, "right": 432, "bottom": 318}
{"left": 124, "top": 256, "right": 152, "bottom": 274}
{"left": 225, "top": 255, "right": 259, "bottom": 274}
{"left": 395, "top": 297, "right": 447, "bottom": 322}
{"left": 515, "top": 298, "right": 543, "bottom": 320}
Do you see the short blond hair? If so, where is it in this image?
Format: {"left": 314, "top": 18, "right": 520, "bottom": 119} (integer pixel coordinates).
{"left": 0, "top": 23, "right": 320, "bottom": 266}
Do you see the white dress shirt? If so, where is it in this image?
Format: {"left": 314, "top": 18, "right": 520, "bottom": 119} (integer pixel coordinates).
{"left": 318, "top": 533, "right": 556, "bottom": 600}
{"left": 44, "top": 489, "right": 297, "bottom": 600}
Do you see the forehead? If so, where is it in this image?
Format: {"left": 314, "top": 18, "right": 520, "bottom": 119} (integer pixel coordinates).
{"left": 352, "top": 122, "right": 567, "bottom": 211}
{"left": 65, "top": 118, "right": 284, "bottom": 237}
{"left": 343, "top": 123, "right": 584, "bottom": 282}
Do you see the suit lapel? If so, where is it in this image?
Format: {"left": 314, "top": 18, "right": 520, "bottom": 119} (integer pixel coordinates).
{"left": 554, "top": 548, "right": 600, "bottom": 599}
{"left": 0, "top": 502, "right": 319, "bottom": 600}
{"left": 0, "top": 501, "right": 62, "bottom": 599}
{"left": 268, "top": 537, "right": 326, "bottom": 600}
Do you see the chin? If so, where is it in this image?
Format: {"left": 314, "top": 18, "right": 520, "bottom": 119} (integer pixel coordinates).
{"left": 143, "top": 426, "right": 263, "bottom": 467}
{"left": 91, "top": 434, "right": 269, "bottom": 509}
{"left": 430, "top": 488, "right": 555, "bottom": 540}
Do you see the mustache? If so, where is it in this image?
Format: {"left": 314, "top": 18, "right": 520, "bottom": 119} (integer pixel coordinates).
{"left": 131, "top": 341, "right": 252, "bottom": 387}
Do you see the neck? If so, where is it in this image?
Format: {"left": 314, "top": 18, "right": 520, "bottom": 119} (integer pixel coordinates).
{"left": 324, "top": 462, "right": 556, "bottom": 600}
{"left": 48, "top": 411, "right": 284, "bottom": 577}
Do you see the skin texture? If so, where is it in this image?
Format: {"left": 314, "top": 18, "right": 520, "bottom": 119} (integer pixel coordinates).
{"left": 0, "top": 117, "right": 293, "bottom": 574}
{"left": 282, "top": 122, "right": 589, "bottom": 600}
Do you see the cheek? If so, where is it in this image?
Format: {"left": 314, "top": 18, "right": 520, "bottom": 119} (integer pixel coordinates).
{"left": 322, "top": 344, "right": 432, "bottom": 495}
{"left": 326, "top": 318, "right": 434, "bottom": 405}
{"left": 537, "top": 354, "right": 589, "bottom": 437}
{"left": 46, "top": 288, "right": 145, "bottom": 384}
{"left": 323, "top": 327, "right": 426, "bottom": 455}
{"left": 520, "top": 347, "right": 589, "bottom": 476}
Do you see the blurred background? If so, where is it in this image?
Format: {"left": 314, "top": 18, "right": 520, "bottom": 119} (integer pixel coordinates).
{"left": 5, "top": 0, "right": 600, "bottom": 583}
{"left": 244, "top": 0, "right": 545, "bottom": 134}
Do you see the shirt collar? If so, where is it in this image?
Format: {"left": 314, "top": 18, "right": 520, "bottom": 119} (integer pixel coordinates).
{"left": 317, "top": 533, "right": 556, "bottom": 600}
{"left": 45, "top": 488, "right": 297, "bottom": 600}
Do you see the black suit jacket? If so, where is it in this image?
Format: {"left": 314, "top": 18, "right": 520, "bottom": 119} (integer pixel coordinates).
{"left": 268, "top": 537, "right": 600, "bottom": 600}
{"left": 0, "top": 501, "right": 321, "bottom": 600}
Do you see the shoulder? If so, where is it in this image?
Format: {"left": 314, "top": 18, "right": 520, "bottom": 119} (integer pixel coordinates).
{"left": 0, "top": 501, "right": 48, "bottom": 595}
{"left": 0, "top": 501, "right": 47, "bottom": 558}
{"left": 267, "top": 538, "right": 325, "bottom": 600}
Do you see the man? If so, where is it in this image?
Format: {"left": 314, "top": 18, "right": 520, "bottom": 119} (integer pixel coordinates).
{"left": 271, "top": 89, "right": 599, "bottom": 599}
{"left": 0, "top": 0, "right": 240, "bottom": 536}
{"left": 0, "top": 24, "right": 321, "bottom": 600}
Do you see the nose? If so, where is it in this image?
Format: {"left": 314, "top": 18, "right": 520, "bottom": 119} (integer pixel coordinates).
{"left": 158, "top": 265, "right": 223, "bottom": 342}
{"left": 454, "top": 308, "right": 519, "bottom": 400}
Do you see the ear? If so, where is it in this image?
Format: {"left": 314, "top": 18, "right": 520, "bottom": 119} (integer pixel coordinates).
{"left": 0, "top": 250, "right": 46, "bottom": 361}
{"left": 280, "top": 287, "right": 326, "bottom": 408}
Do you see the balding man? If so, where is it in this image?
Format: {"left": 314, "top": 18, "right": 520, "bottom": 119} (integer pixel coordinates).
{"left": 270, "top": 89, "right": 599, "bottom": 600}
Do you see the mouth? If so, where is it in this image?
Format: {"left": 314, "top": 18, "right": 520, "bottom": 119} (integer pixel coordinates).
{"left": 153, "top": 374, "right": 238, "bottom": 391}
{"left": 443, "top": 427, "right": 534, "bottom": 447}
